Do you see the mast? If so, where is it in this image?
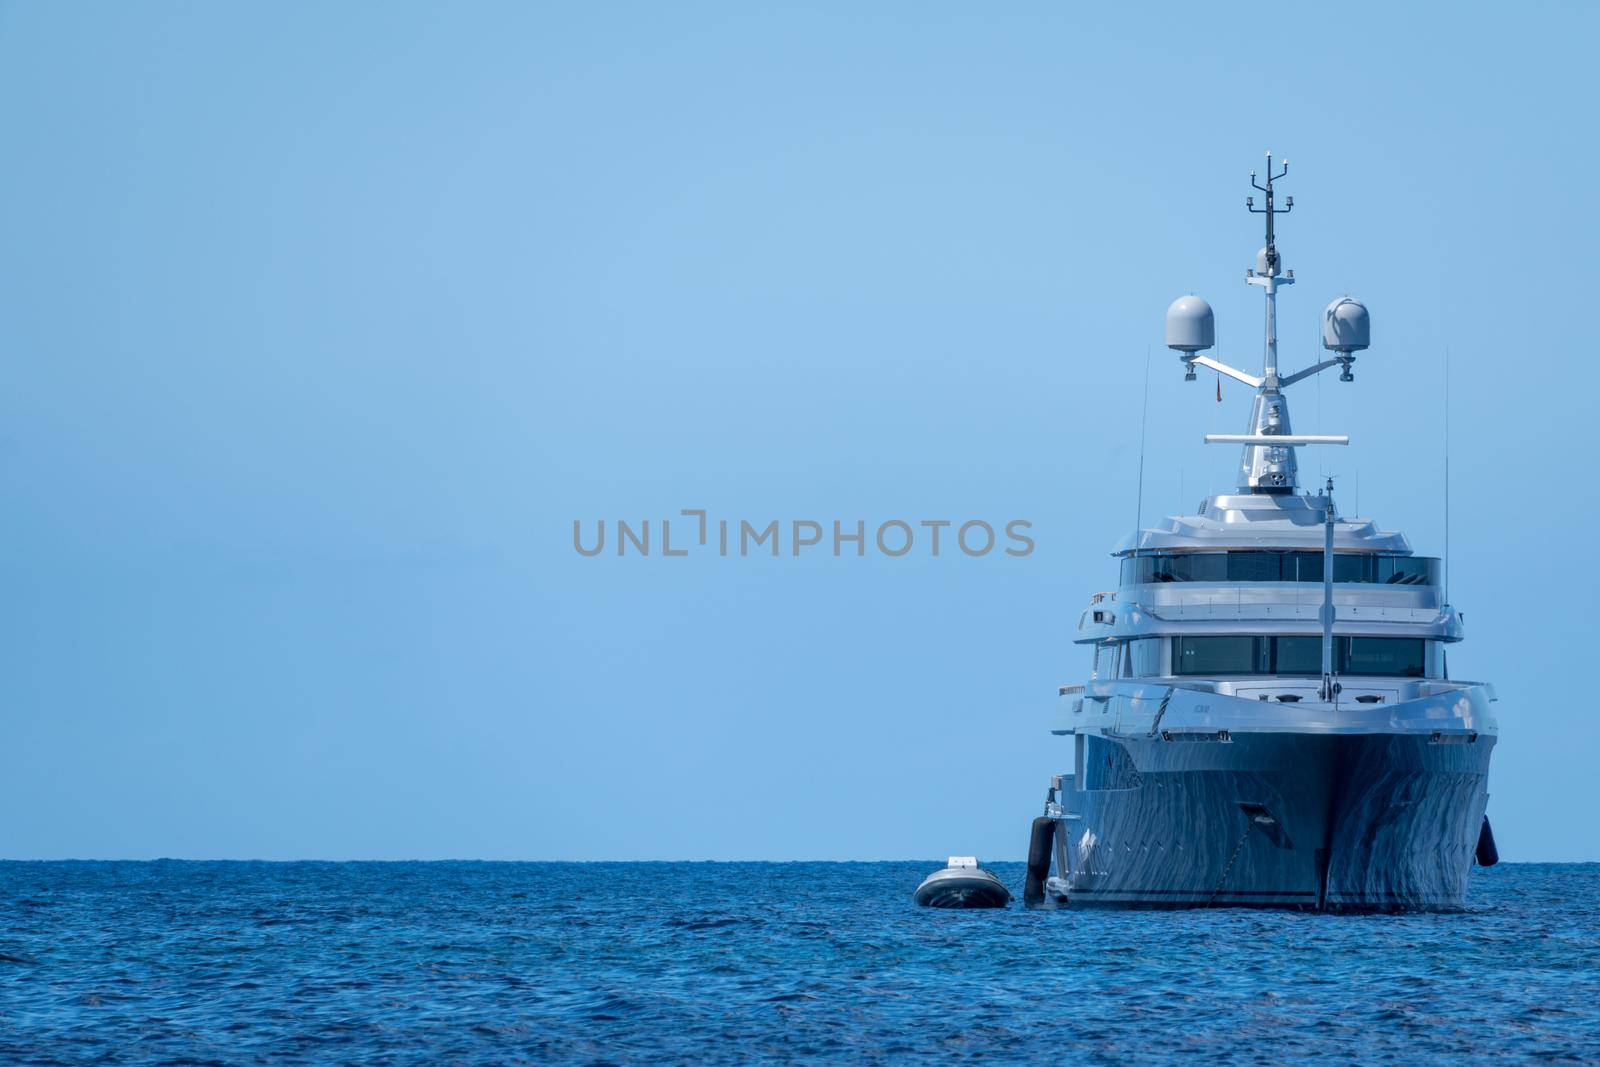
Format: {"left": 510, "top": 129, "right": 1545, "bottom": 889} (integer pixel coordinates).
{"left": 1248, "top": 152, "right": 1292, "bottom": 385}
{"left": 1319, "top": 477, "right": 1338, "bottom": 703}
{"left": 1165, "top": 153, "right": 1367, "bottom": 496}
{"left": 1240, "top": 153, "right": 1297, "bottom": 491}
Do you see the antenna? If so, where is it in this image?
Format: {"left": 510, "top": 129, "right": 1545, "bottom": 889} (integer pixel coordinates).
{"left": 1247, "top": 151, "right": 1292, "bottom": 284}
{"left": 1134, "top": 346, "right": 1151, "bottom": 545}
{"left": 1445, "top": 346, "right": 1451, "bottom": 606}
{"left": 1316, "top": 330, "right": 1324, "bottom": 481}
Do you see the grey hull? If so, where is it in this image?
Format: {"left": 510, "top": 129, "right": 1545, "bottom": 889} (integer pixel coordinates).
{"left": 1057, "top": 730, "right": 1493, "bottom": 911}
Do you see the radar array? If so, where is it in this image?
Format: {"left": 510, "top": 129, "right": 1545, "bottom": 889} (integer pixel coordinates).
{"left": 1163, "top": 153, "right": 1370, "bottom": 493}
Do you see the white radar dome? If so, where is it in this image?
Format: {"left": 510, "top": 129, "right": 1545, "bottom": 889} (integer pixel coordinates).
{"left": 1165, "top": 295, "right": 1215, "bottom": 354}
{"left": 1322, "top": 296, "right": 1370, "bottom": 353}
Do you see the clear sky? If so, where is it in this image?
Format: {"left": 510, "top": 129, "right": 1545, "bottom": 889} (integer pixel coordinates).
{"left": 1, "top": 2, "right": 1594, "bottom": 861}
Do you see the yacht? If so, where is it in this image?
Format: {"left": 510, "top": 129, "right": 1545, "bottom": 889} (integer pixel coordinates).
{"left": 1026, "top": 156, "right": 1499, "bottom": 910}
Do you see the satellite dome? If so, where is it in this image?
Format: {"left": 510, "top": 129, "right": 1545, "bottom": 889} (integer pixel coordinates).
{"left": 1322, "top": 296, "right": 1370, "bottom": 353}
{"left": 1165, "top": 295, "right": 1215, "bottom": 354}
{"left": 1254, "top": 247, "right": 1279, "bottom": 276}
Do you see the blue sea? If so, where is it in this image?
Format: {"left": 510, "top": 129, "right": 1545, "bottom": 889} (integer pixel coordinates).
{"left": 1, "top": 862, "right": 1597, "bottom": 1063}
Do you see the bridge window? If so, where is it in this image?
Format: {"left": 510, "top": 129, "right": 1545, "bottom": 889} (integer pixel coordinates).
{"left": 1173, "top": 635, "right": 1265, "bottom": 675}
{"left": 1171, "top": 636, "right": 1430, "bottom": 678}
{"left": 1228, "top": 553, "right": 1282, "bottom": 582}
{"left": 1092, "top": 641, "right": 1120, "bottom": 680}
{"left": 1344, "top": 637, "right": 1425, "bottom": 677}
{"left": 1272, "top": 635, "right": 1324, "bottom": 675}
{"left": 1095, "top": 638, "right": 1169, "bottom": 678}
{"left": 1127, "top": 638, "right": 1163, "bottom": 677}
{"left": 1122, "top": 552, "right": 1439, "bottom": 587}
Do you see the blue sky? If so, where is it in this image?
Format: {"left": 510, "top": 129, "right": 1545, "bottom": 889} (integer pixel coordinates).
{"left": 0, "top": 2, "right": 1594, "bottom": 860}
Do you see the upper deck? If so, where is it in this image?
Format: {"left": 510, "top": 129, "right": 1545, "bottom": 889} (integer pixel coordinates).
{"left": 1077, "top": 490, "right": 1462, "bottom": 651}
{"left": 1116, "top": 491, "right": 1410, "bottom": 555}
{"left": 1075, "top": 155, "right": 1475, "bottom": 695}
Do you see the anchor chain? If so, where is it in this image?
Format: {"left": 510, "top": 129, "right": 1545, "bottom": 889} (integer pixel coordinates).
{"left": 1208, "top": 821, "right": 1250, "bottom": 906}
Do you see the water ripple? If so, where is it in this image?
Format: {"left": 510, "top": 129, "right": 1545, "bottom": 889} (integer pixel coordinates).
{"left": 0, "top": 862, "right": 1597, "bottom": 1063}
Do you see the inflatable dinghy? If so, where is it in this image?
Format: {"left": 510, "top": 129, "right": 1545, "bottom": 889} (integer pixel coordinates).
{"left": 913, "top": 857, "right": 1012, "bottom": 908}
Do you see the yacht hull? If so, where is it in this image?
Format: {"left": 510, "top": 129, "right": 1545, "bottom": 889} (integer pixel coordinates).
{"left": 1058, "top": 730, "right": 1493, "bottom": 911}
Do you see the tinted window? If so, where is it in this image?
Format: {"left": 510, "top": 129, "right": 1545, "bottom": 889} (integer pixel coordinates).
{"left": 1169, "top": 636, "right": 1431, "bottom": 677}
{"left": 1127, "top": 638, "right": 1163, "bottom": 676}
{"left": 1173, "top": 636, "right": 1265, "bottom": 675}
{"left": 1273, "top": 636, "right": 1324, "bottom": 675}
{"left": 1121, "top": 553, "right": 1437, "bottom": 586}
{"left": 1178, "top": 554, "right": 1227, "bottom": 582}
{"left": 1285, "top": 552, "right": 1322, "bottom": 582}
{"left": 1387, "top": 557, "right": 1438, "bottom": 585}
{"left": 1344, "top": 637, "right": 1425, "bottom": 677}
{"left": 1139, "top": 554, "right": 1228, "bottom": 582}
{"left": 1333, "top": 554, "right": 1378, "bottom": 583}
{"left": 1227, "top": 552, "right": 1282, "bottom": 581}
{"left": 1093, "top": 642, "right": 1119, "bottom": 679}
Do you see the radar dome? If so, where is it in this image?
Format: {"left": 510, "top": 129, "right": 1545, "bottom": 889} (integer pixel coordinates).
{"left": 1254, "top": 247, "right": 1279, "bottom": 276}
{"left": 1322, "top": 296, "right": 1370, "bottom": 353}
{"left": 1165, "top": 295, "right": 1215, "bottom": 354}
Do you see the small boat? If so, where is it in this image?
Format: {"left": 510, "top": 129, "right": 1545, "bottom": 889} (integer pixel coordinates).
{"left": 914, "top": 857, "right": 1012, "bottom": 908}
